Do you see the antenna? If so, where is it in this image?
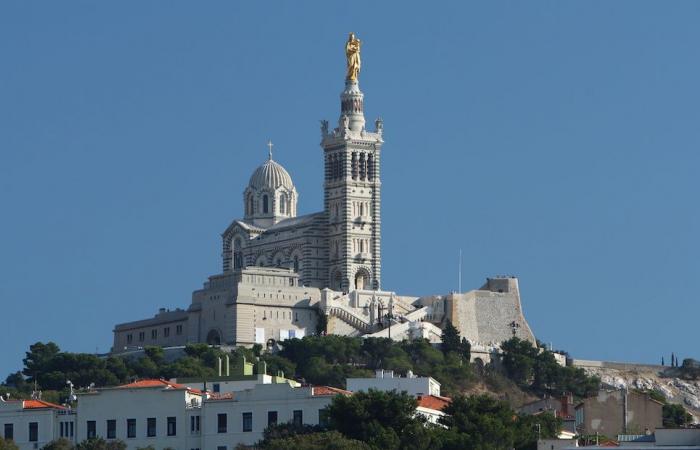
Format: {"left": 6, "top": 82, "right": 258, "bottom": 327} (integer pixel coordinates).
{"left": 458, "top": 248, "right": 462, "bottom": 293}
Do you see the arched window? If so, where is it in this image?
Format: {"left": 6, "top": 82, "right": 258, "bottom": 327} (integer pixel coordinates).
{"left": 262, "top": 195, "right": 269, "bottom": 214}
{"left": 293, "top": 255, "right": 299, "bottom": 272}
{"left": 247, "top": 194, "right": 254, "bottom": 215}
{"left": 367, "top": 154, "right": 374, "bottom": 181}
{"left": 233, "top": 238, "right": 243, "bottom": 270}
{"left": 355, "top": 271, "right": 367, "bottom": 290}
{"left": 279, "top": 193, "right": 287, "bottom": 214}
{"left": 359, "top": 153, "right": 366, "bottom": 180}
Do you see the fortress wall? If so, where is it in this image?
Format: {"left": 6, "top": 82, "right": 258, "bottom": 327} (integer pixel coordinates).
{"left": 571, "top": 359, "right": 665, "bottom": 372}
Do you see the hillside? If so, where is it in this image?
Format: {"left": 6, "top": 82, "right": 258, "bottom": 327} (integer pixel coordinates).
{"left": 576, "top": 361, "right": 700, "bottom": 421}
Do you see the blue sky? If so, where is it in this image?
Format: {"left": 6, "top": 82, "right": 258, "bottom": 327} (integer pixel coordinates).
{"left": 1, "top": 1, "right": 698, "bottom": 379}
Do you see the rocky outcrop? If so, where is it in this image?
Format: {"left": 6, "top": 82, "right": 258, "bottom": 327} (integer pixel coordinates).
{"left": 579, "top": 364, "right": 700, "bottom": 422}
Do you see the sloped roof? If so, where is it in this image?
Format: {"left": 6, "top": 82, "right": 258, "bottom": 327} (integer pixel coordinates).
{"left": 23, "top": 399, "right": 66, "bottom": 410}
{"left": 117, "top": 379, "right": 201, "bottom": 394}
{"left": 312, "top": 386, "right": 352, "bottom": 396}
{"left": 416, "top": 395, "right": 451, "bottom": 411}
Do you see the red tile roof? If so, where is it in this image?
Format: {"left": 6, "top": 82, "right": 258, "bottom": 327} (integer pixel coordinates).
{"left": 23, "top": 399, "right": 66, "bottom": 410}
{"left": 118, "top": 379, "right": 201, "bottom": 394}
{"left": 312, "top": 386, "right": 352, "bottom": 396}
{"left": 416, "top": 395, "right": 451, "bottom": 411}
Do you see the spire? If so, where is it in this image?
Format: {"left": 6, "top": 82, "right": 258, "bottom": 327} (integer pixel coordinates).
{"left": 267, "top": 140, "right": 273, "bottom": 160}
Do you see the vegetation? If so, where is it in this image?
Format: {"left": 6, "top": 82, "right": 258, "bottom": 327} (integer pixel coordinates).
{"left": 258, "top": 390, "right": 560, "bottom": 450}
{"left": 0, "top": 439, "right": 19, "bottom": 450}
{"left": 40, "top": 438, "right": 127, "bottom": 450}
{"left": 500, "top": 337, "right": 599, "bottom": 398}
{"left": 642, "top": 389, "right": 693, "bottom": 428}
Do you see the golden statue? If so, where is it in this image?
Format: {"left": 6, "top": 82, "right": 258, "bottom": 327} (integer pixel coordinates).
{"left": 345, "top": 32, "right": 361, "bottom": 81}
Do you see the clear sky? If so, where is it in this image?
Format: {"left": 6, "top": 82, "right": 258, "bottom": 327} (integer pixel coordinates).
{"left": 1, "top": 1, "right": 698, "bottom": 379}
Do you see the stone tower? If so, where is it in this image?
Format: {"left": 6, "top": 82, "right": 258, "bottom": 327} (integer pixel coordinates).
{"left": 321, "top": 70, "right": 384, "bottom": 292}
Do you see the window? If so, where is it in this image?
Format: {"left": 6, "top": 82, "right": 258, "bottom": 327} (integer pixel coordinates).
{"left": 242, "top": 412, "right": 252, "bottom": 432}
{"left": 3, "top": 423, "right": 12, "bottom": 440}
{"left": 262, "top": 195, "right": 269, "bottom": 213}
{"left": 217, "top": 447, "right": 227, "bottom": 450}
{"left": 167, "top": 417, "right": 176, "bottom": 436}
{"left": 267, "top": 411, "right": 278, "bottom": 427}
{"left": 127, "top": 419, "right": 136, "bottom": 438}
{"left": 190, "top": 416, "right": 200, "bottom": 434}
{"left": 176, "top": 324, "right": 183, "bottom": 335}
{"left": 147, "top": 418, "right": 156, "bottom": 437}
{"left": 60, "top": 422, "right": 64, "bottom": 438}
{"left": 213, "top": 383, "right": 220, "bottom": 393}
{"left": 87, "top": 421, "right": 96, "bottom": 439}
{"left": 107, "top": 419, "right": 116, "bottom": 439}
{"left": 138, "top": 332, "right": 145, "bottom": 342}
{"left": 151, "top": 329, "right": 157, "bottom": 340}
{"left": 126, "top": 334, "right": 133, "bottom": 344}
{"left": 319, "top": 409, "right": 329, "bottom": 427}
{"left": 70, "top": 422, "right": 74, "bottom": 438}
{"left": 217, "top": 413, "right": 227, "bottom": 433}
{"left": 164, "top": 327, "right": 170, "bottom": 337}
{"left": 28, "top": 422, "right": 38, "bottom": 442}
{"left": 293, "top": 410, "right": 303, "bottom": 427}
{"left": 279, "top": 194, "right": 286, "bottom": 214}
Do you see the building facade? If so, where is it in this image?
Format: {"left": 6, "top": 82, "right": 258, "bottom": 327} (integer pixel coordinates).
{"left": 112, "top": 36, "right": 536, "bottom": 355}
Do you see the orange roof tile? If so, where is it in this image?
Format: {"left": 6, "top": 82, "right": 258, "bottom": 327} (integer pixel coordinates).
{"left": 23, "top": 399, "right": 66, "bottom": 410}
{"left": 416, "top": 395, "right": 451, "bottom": 411}
{"left": 312, "top": 386, "right": 352, "bottom": 396}
{"left": 117, "top": 379, "right": 201, "bottom": 394}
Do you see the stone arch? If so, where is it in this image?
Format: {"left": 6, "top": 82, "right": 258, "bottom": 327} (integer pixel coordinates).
{"left": 255, "top": 253, "right": 268, "bottom": 267}
{"left": 272, "top": 250, "right": 286, "bottom": 267}
{"left": 290, "top": 248, "right": 303, "bottom": 273}
{"left": 232, "top": 235, "right": 245, "bottom": 270}
{"left": 206, "top": 329, "right": 222, "bottom": 346}
{"left": 279, "top": 192, "right": 287, "bottom": 214}
{"left": 354, "top": 267, "right": 371, "bottom": 290}
{"left": 331, "top": 270, "right": 342, "bottom": 291}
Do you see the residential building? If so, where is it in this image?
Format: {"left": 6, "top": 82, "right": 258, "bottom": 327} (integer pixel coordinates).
{"left": 201, "top": 383, "right": 346, "bottom": 448}
{"left": 347, "top": 370, "right": 441, "bottom": 397}
{"left": 76, "top": 379, "right": 203, "bottom": 450}
{"left": 575, "top": 389, "right": 663, "bottom": 437}
{"left": 0, "top": 398, "right": 76, "bottom": 450}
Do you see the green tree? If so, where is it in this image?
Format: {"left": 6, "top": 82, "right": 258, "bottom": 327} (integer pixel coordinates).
{"left": 23, "top": 342, "right": 61, "bottom": 384}
{"left": 440, "top": 321, "right": 461, "bottom": 355}
{"left": 327, "top": 390, "right": 423, "bottom": 450}
{"left": 0, "top": 439, "right": 19, "bottom": 450}
{"left": 439, "top": 394, "right": 518, "bottom": 449}
{"left": 262, "top": 431, "right": 371, "bottom": 450}
{"left": 42, "top": 438, "right": 74, "bottom": 450}
{"left": 75, "top": 438, "right": 126, "bottom": 450}
{"left": 663, "top": 403, "right": 692, "bottom": 428}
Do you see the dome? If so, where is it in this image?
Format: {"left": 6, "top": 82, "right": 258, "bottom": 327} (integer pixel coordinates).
{"left": 248, "top": 158, "right": 294, "bottom": 191}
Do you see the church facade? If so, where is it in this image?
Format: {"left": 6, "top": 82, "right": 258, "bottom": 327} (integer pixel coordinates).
{"left": 113, "top": 36, "right": 535, "bottom": 357}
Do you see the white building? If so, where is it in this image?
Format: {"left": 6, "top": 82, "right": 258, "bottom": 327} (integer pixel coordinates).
{"left": 347, "top": 370, "right": 441, "bottom": 397}
{"left": 0, "top": 398, "right": 76, "bottom": 450}
{"left": 201, "top": 383, "right": 346, "bottom": 448}
{"left": 73, "top": 379, "right": 346, "bottom": 450}
{"left": 111, "top": 35, "right": 536, "bottom": 354}
{"left": 76, "top": 379, "right": 203, "bottom": 450}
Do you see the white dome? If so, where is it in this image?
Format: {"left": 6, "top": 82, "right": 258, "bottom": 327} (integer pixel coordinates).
{"left": 248, "top": 158, "right": 294, "bottom": 191}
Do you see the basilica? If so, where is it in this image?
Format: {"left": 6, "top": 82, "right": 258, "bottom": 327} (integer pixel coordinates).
{"left": 113, "top": 35, "right": 535, "bottom": 361}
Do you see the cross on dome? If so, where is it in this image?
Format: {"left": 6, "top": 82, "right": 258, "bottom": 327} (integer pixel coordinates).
{"left": 267, "top": 140, "right": 273, "bottom": 160}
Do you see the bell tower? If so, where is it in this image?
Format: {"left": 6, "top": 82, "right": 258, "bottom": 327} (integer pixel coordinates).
{"left": 321, "top": 33, "right": 383, "bottom": 292}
